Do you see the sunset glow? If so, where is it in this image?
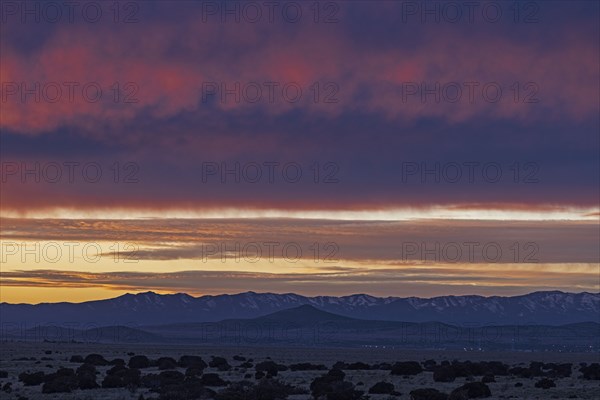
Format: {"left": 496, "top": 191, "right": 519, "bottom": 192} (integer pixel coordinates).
{"left": 1, "top": 0, "right": 598, "bottom": 305}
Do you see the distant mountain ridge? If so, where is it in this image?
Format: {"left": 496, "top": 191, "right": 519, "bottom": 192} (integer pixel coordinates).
{"left": 3, "top": 304, "right": 598, "bottom": 352}
{"left": 1, "top": 290, "right": 598, "bottom": 327}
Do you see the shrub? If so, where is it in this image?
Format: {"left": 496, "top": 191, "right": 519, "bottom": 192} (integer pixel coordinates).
{"left": 102, "top": 367, "right": 141, "bottom": 388}
{"left": 158, "top": 377, "right": 215, "bottom": 400}
{"left": 18, "top": 371, "right": 45, "bottom": 386}
{"left": 209, "top": 356, "right": 232, "bottom": 371}
{"left": 410, "top": 388, "right": 448, "bottom": 400}
{"left": 157, "top": 357, "right": 178, "bottom": 370}
{"left": 580, "top": 363, "right": 600, "bottom": 380}
{"left": 129, "top": 355, "right": 151, "bottom": 369}
{"left": 368, "top": 381, "right": 395, "bottom": 394}
{"left": 201, "top": 373, "right": 228, "bottom": 386}
{"left": 83, "top": 354, "right": 109, "bottom": 366}
{"left": 347, "top": 362, "right": 371, "bottom": 370}
{"left": 158, "top": 371, "right": 185, "bottom": 386}
{"left": 310, "top": 369, "right": 364, "bottom": 400}
{"left": 76, "top": 364, "right": 98, "bottom": 389}
{"left": 42, "top": 375, "right": 78, "bottom": 394}
{"left": 534, "top": 378, "right": 556, "bottom": 389}
{"left": 178, "top": 355, "right": 207, "bottom": 370}
{"left": 215, "top": 378, "right": 303, "bottom": 400}
{"left": 289, "top": 363, "right": 327, "bottom": 371}
{"left": 433, "top": 366, "right": 456, "bottom": 382}
{"left": 69, "top": 355, "right": 84, "bottom": 363}
{"left": 391, "top": 361, "right": 423, "bottom": 376}
{"left": 255, "top": 361, "right": 288, "bottom": 377}
{"left": 448, "top": 382, "right": 491, "bottom": 399}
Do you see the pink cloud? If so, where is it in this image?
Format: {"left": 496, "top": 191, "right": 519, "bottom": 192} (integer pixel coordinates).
{"left": 1, "top": 12, "right": 597, "bottom": 136}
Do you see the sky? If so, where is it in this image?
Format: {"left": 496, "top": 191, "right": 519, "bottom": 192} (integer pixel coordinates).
{"left": 0, "top": 1, "right": 598, "bottom": 304}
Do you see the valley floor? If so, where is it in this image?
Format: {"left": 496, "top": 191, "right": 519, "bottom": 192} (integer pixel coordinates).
{"left": 0, "top": 342, "right": 598, "bottom": 399}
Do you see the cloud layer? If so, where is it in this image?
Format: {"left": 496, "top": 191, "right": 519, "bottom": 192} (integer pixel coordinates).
{"left": 1, "top": 1, "right": 599, "bottom": 212}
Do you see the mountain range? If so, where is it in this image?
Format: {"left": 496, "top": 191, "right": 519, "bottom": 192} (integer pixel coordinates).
{"left": 2, "top": 303, "right": 598, "bottom": 352}
{"left": 1, "top": 290, "right": 598, "bottom": 327}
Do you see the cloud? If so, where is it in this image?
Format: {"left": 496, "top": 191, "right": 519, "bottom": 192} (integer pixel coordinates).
{"left": 2, "top": 265, "right": 597, "bottom": 299}
{"left": 1, "top": 2, "right": 598, "bottom": 212}
{"left": 2, "top": 218, "right": 599, "bottom": 263}
{"left": 1, "top": 2, "right": 598, "bottom": 136}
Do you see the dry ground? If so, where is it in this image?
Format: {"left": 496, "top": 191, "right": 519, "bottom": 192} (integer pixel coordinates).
{"left": 0, "top": 342, "right": 598, "bottom": 399}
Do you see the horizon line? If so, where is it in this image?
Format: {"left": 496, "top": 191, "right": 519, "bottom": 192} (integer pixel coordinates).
{"left": 3, "top": 289, "right": 598, "bottom": 307}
